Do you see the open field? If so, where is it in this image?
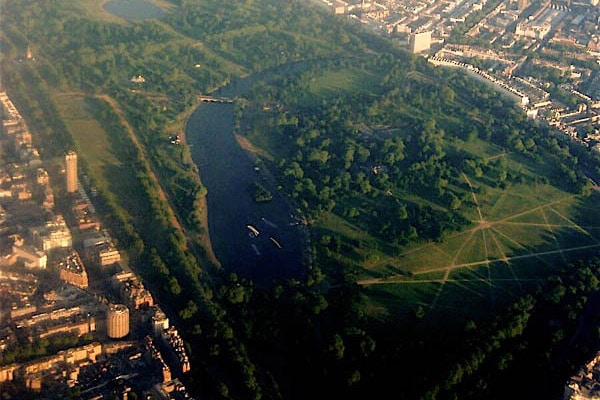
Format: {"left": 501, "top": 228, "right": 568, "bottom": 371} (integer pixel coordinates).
{"left": 306, "top": 68, "right": 380, "bottom": 101}
{"left": 54, "top": 93, "right": 156, "bottom": 226}
{"left": 356, "top": 184, "right": 600, "bottom": 327}
{"left": 54, "top": 94, "right": 119, "bottom": 176}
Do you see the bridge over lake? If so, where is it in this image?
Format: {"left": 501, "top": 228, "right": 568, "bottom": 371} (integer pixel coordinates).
{"left": 198, "top": 95, "right": 233, "bottom": 104}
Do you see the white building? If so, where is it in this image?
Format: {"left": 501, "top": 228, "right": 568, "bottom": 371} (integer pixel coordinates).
{"left": 409, "top": 30, "right": 432, "bottom": 53}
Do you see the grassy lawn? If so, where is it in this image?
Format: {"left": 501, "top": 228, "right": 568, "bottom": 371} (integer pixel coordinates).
{"left": 348, "top": 165, "right": 600, "bottom": 330}
{"left": 54, "top": 93, "right": 147, "bottom": 223}
{"left": 451, "top": 138, "right": 504, "bottom": 159}
{"left": 305, "top": 68, "right": 379, "bottom": 103}
{"left": 245, "top": 120, "right": 291, "bottom": 161}
{"left": 363, "top": 282, "right": 443, "bottom": 322}
{"left": 54, "top": 94, "right": 120, "bottom": 174}
{"left": 317, "top": 211, "right": 375, "bottom": 242}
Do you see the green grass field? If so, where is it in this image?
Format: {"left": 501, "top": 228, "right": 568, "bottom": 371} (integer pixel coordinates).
{"left": 357, "top": 185, "right": 600, "bottom": 328}
{"left": 54, "top": 93, "right": 149, "bottom": 224}
{"left": 55, "top": 94, "right": 119, "bottom": 174}
{"left": 305, "top": 68, "right": 379, "bottom": 103}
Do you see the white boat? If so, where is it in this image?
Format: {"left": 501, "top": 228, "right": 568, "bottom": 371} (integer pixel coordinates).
{"left": 269, "top": 237, "right": 283, "bottom": 249}
{"left": 246, "top": 224, "right": 259, "bottom": 236}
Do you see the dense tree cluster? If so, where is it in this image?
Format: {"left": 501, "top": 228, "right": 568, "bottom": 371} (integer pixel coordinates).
{"left": 241, "top": 55, "right": 596, "bottom": 248}
{"left": 413, "top": 258, "right": 600, "bottom": 400}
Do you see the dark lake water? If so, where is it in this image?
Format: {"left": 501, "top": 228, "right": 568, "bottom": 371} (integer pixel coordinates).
{"left": 185, "top": 84, "right": 306, "bottom": 284}
{"left": 103, "top": 0, "right": 165, "bottom": 20}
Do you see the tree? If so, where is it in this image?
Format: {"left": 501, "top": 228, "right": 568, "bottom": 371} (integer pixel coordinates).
{"left": 329, "top": 334, "right": 345, "bottom": 360}
{"left": 167, "top": 276, "right": 182, "bottom": 295}
{"left": 414, "top": 305, "right": 425, "bottom": 319}
{"left": 398, "top": 204, "right": 408, "bottom": 220}
{"left": 179, "top": 300, "right": 198, "bottom": 320}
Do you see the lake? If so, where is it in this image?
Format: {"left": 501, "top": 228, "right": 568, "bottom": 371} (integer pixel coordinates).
{"left": 185, "top": 80, "right": 307, "bottom": 284}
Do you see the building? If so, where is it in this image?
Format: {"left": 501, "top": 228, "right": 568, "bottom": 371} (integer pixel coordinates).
{"left": 36, "top": 168, "right": 49, "bottom": 185}
{"left": 0, "top": 364, "right": 19, "bottom": 383}
{"left": 12, "top": 245, "right": 47, "bottom": 269}
{"left": 73, "top": 205, "right": 100, "bottom": 231}
{"left": 332, "top": 0, "right": 347, "bottom": 14}
{"left": 96, "top": 240, "right": 121, "bottom": 267}
{"left": 144, "top": 336, "right": 172, "bottom": 383}
{"left": 409, "top": 31, "right": 432, "bottom": 54}
{"left": 65, "top": 150, "right": 77, "bottom": 193}
{"left": 517, "top": 0, "right": 528, "bottom": 12}
{"left": 515, "top": 21, "right": 551, "bottom": 39}
{"left": 151, "top": 306, "right": 169, "bottom": 337}
{"left": 563, "top": 351, "right": 600, "bottom": 399}
{"left": 106, "top": 304, "right": 129, "bottom": 339}
{"left": 58, "top": 250, "right": 89, "bottom": 289}
{"left": 0, "top": 92, "right": 23, "bottom": 136}
{"left": 30, "top": 215, "right": 72, "bottom": 251}
{"left": 21, "top": 342, "right": 102, "bottom": 390}
{"left": 38, "top": 318, "right": 96, "bottom": 339}
{"left": 160, "top": 327, "right": 190, "bottom": 374}
{"left": 112, "top": 271, "right": 154, "bottom": 310}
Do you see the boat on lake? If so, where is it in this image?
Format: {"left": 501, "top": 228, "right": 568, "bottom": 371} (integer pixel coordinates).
{"left": 246, "top": 224, "right": 259, "bottom": 237}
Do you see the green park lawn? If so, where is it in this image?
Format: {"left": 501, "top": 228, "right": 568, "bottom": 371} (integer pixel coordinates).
{"left": 306, "top": 68, "right": 380, "bottom": 102}
{"left": 54, "top": 94, "right": 118, "bottom": 175}
{"left": 54, "top": 93, "right": 150, "bottom": 225}
{"left": 356, "top": 186, "right": 600, "bottom": 328}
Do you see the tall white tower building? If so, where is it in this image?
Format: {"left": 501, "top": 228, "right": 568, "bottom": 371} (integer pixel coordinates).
{"left": 65, "top": 150, "right": 77, "bottom": 193}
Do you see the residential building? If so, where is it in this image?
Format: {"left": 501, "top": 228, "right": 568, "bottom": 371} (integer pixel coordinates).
{"left": 65, "top": 150, "right": 77, "bottom": 193}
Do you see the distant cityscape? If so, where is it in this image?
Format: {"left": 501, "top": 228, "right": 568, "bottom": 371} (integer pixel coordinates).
{"left": 0, "top": 92, "right": 192, "bottom": 399}
{"left": 321, "top": 0, "right": 600, "bottom": 151}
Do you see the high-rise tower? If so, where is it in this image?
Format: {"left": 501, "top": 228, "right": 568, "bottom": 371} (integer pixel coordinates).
{"left": 65, "top": 150, "right": 78, "bottom": 193}
{"left": 106, "top": 304, "right": 130, "bottom": 339}
{"left": 409, "top": 31, "right": 432, "bottom": 54}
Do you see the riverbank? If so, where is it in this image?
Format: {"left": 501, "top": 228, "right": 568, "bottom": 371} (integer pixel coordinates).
{"left": 185, "top": 101, "right": 305, "bottom": 284}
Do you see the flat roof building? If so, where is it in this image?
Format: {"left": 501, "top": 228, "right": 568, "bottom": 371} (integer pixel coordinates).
{"left": 410, "top": 30, "right": 432, "bottom": 54}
